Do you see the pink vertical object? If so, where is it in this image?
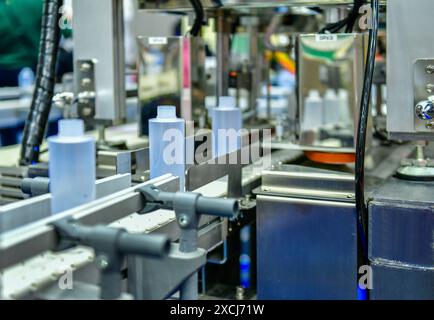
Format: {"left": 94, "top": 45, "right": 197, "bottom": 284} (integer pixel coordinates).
{"left": 181, "top": 38, "right": 192, "bottom": 121}
{"left": 182, "top": 38, "right": 191, "bottom": 89}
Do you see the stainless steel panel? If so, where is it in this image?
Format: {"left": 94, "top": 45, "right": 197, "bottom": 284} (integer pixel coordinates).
{"left": 260, "top": 164, "right": 354, "bottom": 200}
{"left": 387, "top": 0, "right": 434, "bottom": 138}
{"left": 370, "top": 262, "right": 434, "bottom": 300}
{"left": 368, "top": 178, "right": 434, "bottom": 267}
{"left": 73, "top": 0, "right": 126, "bottom": 124}
{"left": 368, "top": 178, "right": 434, "bottom": 300}
{"left": 256, "top": 194, "right": 357, "bottom": 300}
{"left": 137, "top": 36, "right": 206, "bottom": 134}
{"left": 296, "top": 33, "right": 367, "bottom": 151}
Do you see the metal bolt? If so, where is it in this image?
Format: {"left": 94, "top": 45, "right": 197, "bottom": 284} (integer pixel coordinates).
{"left": 178, "top": 215, "right": 189, "bottom": 228}
{"left": 426, "top": 121, "right": 434, "bottom": 129}
{"left": 80, "top": 63, "right": 92, "bottom": 72}
{"left": 426, "top": 83, "right": 434, "bottom": 94}
{"left": 426, "top": 65, "right": 434, "bottom": 74}
{"left": 95, "top": 255, "right": 109, "bottom": 270}
{"left": 81, "top": 107, "right": 92, "bottom": 117}
{"left": 235, "top": 286, "right": 245, "bottom": 300}
{"left": 81, "top": 78, "right": 92, "bottom": 87}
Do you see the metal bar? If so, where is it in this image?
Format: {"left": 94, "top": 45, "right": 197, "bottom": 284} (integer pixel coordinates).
{"left": 0, "top": 174, "right": 132, "bottom": 234}
{"left": 256, "top": 194, "right": 355, "bottom": 208}
{"left": 216, "top": 10, "right": 230, "bottom": 99}
{"left": 97, "top": 148, "right": 149, "bottom": 173}
{"left": 186, "top": 147, "right": 247, "bottom": 192}
{"left": 0, "top": 175, "right": 179, "bottom": 270}
{"left": 138, "top": 0, "right": 365, "bottom": 11}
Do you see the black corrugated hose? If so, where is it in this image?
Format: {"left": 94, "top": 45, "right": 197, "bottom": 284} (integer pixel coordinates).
{"left": 19, "top": 0, "right": 62, "bottom": 165}
{"left": 355, "top": 0, "right": 379, "bottom": 259}
{"left": 188, "top": 0, "right": 204, "bottom": 36}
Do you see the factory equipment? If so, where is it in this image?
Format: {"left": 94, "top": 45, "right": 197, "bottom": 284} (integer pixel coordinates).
{"left": 1, "top": 0, "right": 433, "bottom": 302}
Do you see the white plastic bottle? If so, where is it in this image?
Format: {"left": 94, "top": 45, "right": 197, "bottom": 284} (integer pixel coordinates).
{"left": 338, "top": 89, "right": 352, "bottom": 125}
{"left": 48, "top": 119, "right": 96, "bottom": 214}
{"left": 149, "top": 106, "right": 185, "bottom": 191}
{"left": 18, "top": 67, "right": 35, "bottom": 108}
{"left": 323, "top": 89, "right": 340, "bottom": 126}
{"left": 302, "top": 90, "right": 323, "bottom": 131}
{"left": 212, "top": 96, "right": 242, "bottom": 158}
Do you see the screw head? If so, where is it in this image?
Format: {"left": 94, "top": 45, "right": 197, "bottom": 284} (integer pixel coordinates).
{"left": 95, "top": 255, "right": 109, "bottom": 270}
{"left": 427, "top": 83, "right": 434, "bottom": 94}
{"left": 416, "top": 100, "right": 434, "bottom": 120}
{"left": 81, "top": 107, "right": 93, "bottom": 116}
{"left": 426, "top": 65, "right": 434, "bottom": 74}
{"left": 178, "top": 215, "right": 189, "bottom": 227}
{"left": 81, "top": 78, "right": 92, "bottom": 87}
{"left": 80, "top": 63, "right": 92, "bottom": 72}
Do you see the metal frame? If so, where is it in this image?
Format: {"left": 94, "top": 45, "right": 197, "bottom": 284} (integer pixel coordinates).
{"left": 72, "top": 0, "right": 126, "bottom": 124}
{"left": 0, "top": 174, "right": 132, "bottom": 234}
{"left": 0, "top": 175, "right": 178, "bottom": 270}
{"left": 138, "top": 0, "right": 360, "bottom": 11}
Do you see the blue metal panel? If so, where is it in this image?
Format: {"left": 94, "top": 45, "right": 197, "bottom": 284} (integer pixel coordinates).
{"left": 368, "top": 178, "right": 434, "bottom": 300}
{"left": 371, "top": 262, "right": 434, "bottom": 300}
{"left": 369, "top": 202, "right": 434, "bottom": 267}
{"left": 257, "top": 196, "right": 358, "bottom": 300}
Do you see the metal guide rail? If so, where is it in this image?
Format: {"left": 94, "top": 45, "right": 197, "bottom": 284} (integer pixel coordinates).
{"left": 138, "top": 0, "right": 370, "bottom": 11}
{"left": 0, "top": 175, "right": 179, "bottom": 270}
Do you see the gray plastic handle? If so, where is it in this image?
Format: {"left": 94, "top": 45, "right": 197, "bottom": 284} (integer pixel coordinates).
{"left": 196, "top": 196, "right": 239, "bottom": 218}
{"left": 118, "top": 232, "right": 170, "bottom": 258}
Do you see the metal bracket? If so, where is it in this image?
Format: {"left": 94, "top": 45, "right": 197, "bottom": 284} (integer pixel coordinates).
{"left": 135, "top": 184, "right": 239, "bottom": 299}
{"left": 128, "top": 243, "right": 206, "bottom": 300}
{"left": 414, "top": 59, "right": 434, "bottom": 131}
{"left": 76, "top": 59, "right": 96, "bottom": 120}
{"left": 51, "top": 218, "right": 170, "bottom": 300}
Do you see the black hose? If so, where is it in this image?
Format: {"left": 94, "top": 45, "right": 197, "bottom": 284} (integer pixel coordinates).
{"left": 320, "top": 0, "right": 364, "bottom": 34}
{"left": 355, "top": 0, "right": 379, "bottom": 258}
{"left": 19, "top": 0, "right": 62, "bottom": 165}
{"left": 188, "top": 0, "right": 204, "bottom": 36}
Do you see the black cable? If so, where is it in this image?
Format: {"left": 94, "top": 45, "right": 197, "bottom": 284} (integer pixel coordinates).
{"left": 20, "top": 0, "right": 62, "bottom": 165}
{"left": 345, "top": 0, "right": 364, "bottom": 32}
{"left": 320, "top": 0, "right": 365, "bottom": 34}
{"left": 188, "top": 0, "right": 204, "bottom": 36}
{"left": 355, "top": 0, "right": 379, "bottom": 258}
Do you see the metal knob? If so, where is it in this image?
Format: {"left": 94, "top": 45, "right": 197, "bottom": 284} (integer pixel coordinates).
{"left": 415, "top": 100, "right": 434, "bottom": 120}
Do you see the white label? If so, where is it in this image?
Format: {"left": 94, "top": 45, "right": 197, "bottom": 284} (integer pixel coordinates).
{"left": 148, "top": 37, "right": 168, "bottom": 45}
{"left": 315, "top": 34, "right": 338, "bottom": 42}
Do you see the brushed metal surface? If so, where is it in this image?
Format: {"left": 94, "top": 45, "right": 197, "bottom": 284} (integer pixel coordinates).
{"left": 138, "top": 0, "right": 365, "bottom": 11}
{"left": 387, "top": 0, "right": 434, "bottom": 137}
{"left": 368, "top": 178, "right": 434, "bottom": 300}
{"left": 256, "top": 194, "right": 357, "bottom": 299}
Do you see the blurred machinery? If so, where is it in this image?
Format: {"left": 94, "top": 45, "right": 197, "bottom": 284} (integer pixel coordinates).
{"left": 0, "top": 0, "right": 433, "bottom": 301}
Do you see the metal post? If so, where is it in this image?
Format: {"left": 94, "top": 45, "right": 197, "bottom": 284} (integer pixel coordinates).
{"left": 180, "top": 272, "right": 199, "bottom": 300}
{"left": 136, "top": 185, "right": 239, "bottom": 300}
{"left": 216, "top": 10, "right": 230, "bottom": 101}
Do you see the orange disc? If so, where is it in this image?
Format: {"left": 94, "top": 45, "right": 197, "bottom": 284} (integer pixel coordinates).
{"left": 304, "top": 151, "right": 356, "bottom": 165}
